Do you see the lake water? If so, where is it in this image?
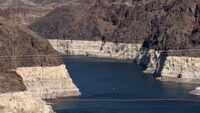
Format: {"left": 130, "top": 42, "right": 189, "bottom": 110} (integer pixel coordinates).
{"left": 50, "top": 56, "right": 200, "bottom": 113}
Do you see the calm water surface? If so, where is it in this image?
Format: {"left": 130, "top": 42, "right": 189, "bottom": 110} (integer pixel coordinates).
{"left": 50, "top": 56, "right": 200, "bottom": 113}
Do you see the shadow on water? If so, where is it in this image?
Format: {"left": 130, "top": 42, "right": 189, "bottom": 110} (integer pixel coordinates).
{"left": 49, "top": 56, "right": 200, "bottom": 113}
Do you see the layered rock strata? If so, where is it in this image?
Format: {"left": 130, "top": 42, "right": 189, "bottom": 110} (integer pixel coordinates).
{"left": 157, "top": 56, "right": 200, "bottom": 83}
{"left": 137, "top": 50, "right": 200, "bottom": 84}
{"left": 48, "top": 39, "right": 142, "bottom": 60}
{"left": 16, "top": 64, "right": 80, "bottom": 99}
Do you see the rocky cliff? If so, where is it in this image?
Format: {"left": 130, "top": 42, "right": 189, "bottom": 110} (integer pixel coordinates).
{"left": 16, "top": 64, "right": 80, "bottom": 99}
{"left": 157, "top": 56, "right": 200, "bottom": 83}
{"left": 139, "top": 0, "right": 200, "bottom": 84}
{"left": 28, "top": 0, "right": 200, "bottom": 87}
{"left": 0, "top": 11, "right": 80, "bottom": 113}
{"left": 49, "top": 39, "right": 142, "bottom": 60}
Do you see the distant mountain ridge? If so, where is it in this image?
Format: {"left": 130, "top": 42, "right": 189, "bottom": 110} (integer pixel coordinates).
{"left": 0, "top": 0, "right": 37, "bottom": 8}
{"left": 0, "top": 0, "right": 85, "bottom": 25}
{"left": 0, "top": 0, "right": 83, "bottom": 8}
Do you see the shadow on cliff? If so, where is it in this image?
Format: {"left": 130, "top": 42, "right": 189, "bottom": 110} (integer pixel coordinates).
{"left": 136, "top": 39, "right": 167, "bottom": 78}
{"left": 153, "top": 52, "right": 167, "bottom": 78}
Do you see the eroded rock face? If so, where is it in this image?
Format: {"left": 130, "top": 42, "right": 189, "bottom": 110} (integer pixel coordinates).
{"left": 136, "top": 49, "right": 160, "bottom": 73}
{"left": 137, "top": 0, "right": 200, "bottom": 85}
{"left": 156, "top": 56, "right": 200, "bottom": 84}
{"left": 49, "top": 39, "right": 142, "bottom": 60}
{"left": 161, "top": 57, "right": 200, "bottom": 79}
{"left": 16, "top": 64, "right": 80, "bottom": 99}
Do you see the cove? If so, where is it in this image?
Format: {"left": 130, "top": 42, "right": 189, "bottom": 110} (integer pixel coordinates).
{"left": 49, "top": 56, "right": 200, "bottom": 113}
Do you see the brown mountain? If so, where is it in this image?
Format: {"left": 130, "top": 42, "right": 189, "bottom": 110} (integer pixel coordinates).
{"left": 29, "top": 1, "right": 132, "bottom": 41}
{"left": 0, "top": 12, "right": 62, "bottom": 93}
{"left": 0, "top": 0, "right": 82, "bottom": 26}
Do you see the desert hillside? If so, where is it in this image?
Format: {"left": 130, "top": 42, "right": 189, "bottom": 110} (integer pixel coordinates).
{"left": 28, "top": 0, "right": 200, "bottom": 57}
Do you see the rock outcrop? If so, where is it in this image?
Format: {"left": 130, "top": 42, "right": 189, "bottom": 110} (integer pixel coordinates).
{"left": 155, "top": 56, "right": 200, "bottom": 84}
{"left": 16, "top": 64, "right": 80, "bottom": 99}
{"left": 136, "top": 49, "right": 160, "bottom": 73}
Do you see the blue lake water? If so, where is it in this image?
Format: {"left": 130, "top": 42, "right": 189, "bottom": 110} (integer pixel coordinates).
{"left": 50, "top": 56, "right": 200, "bottom": 113}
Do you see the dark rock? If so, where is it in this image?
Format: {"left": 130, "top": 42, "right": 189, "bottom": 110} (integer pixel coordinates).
{"left": 0, "top": 71, "right": 26, "bottom": 93}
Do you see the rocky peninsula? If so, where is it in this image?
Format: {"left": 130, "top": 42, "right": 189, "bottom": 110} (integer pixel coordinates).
{"left": 0, "top": 9, "right": 80, "bottom": 113}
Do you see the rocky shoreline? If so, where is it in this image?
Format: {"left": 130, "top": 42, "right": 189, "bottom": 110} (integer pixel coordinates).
{"left": 16, "top": 64, "right": 81, "bottom": 99}
{"left": 0, "top": 0, "right": 200, "bottom": 112}
{"left": 49, "top": 39, "right": 200, "bottom": 96}
{"left": 0, "top": 65, "right": 80, "bottom": 113}
{"left": 0, "top": 10, "right": 81, "bottom": 113}
{"left": 28, "top": 0, "right": 200, "bottom": 88}
{"left": 48, "top": 39, "right": 142, "bottom": 60}
{"left": 137, "top": 49, "right": 200, "bottom": 85}
{"left": 48, "top": 39, "right": 200, "bottom": 85}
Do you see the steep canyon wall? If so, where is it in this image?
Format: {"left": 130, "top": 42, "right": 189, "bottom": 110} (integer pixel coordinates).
{"left": 48, "top": 39, "right": 142, "bottom": 60}
{"left": 16, "top": 64, "right": 80, "bottom": 99}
